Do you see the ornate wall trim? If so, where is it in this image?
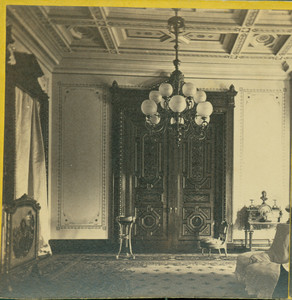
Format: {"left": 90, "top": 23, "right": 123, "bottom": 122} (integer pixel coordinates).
{"left": 118, "top": 111, "right": 125, "bottom": 216}
{"left": 238, "top": 87, "right": 287, "bottom": 205}
{"left": 56, "top": 82, "right": 109, "bottom": 231}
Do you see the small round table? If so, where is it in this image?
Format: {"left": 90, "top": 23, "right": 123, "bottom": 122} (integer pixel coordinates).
{"left": 116, "top": 216, "right": 136, "bottom": 259}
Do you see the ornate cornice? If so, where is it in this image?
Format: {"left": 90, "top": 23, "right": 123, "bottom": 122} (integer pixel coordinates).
{"left": 32, "top": 6, "right": 72, "bottom": 53}
{"left": 7, "top": 6, "right": 64, "bottom": 70}
{"left": 67, "top": 47, "right": 291, "bottom": 62}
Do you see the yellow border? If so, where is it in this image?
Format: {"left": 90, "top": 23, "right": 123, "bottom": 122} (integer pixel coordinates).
{"left": 2, "top": 0, "right": 292, "bottom": 9}
{"left": 0, "top": 0, "right": 291, "bottom": 298}
{"left": 0, "top": 0, "right": 6, "bottom": 269}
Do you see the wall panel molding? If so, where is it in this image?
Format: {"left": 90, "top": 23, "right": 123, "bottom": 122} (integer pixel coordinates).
{"left": 237, "top": 87, "right": 288, "bottom": 208}
{"left": 56, "top": 82, "right": 109, "bottom": 236}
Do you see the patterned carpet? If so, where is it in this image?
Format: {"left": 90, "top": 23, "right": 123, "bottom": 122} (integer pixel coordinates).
{"left": 0, "top": 253, "right": 251, "bottom": 299}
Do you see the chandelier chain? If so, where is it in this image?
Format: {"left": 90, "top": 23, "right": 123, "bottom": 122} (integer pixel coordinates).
{"left": 140, "top": 9, "right": 214, "bottom": 146}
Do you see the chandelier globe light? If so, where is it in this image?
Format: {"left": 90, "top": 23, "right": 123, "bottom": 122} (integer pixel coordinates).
{"left": 141, "top": 9, "right": 214, "bottom": 146}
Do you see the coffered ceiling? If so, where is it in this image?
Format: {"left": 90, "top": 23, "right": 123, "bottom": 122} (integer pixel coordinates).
{"left": 6, "top": 6, "right": 292, "bottom": 78}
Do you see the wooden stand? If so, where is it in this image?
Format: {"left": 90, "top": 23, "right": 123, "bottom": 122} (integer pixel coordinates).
{"left": 116, "top": 216, "right": 136, "bottom": 259}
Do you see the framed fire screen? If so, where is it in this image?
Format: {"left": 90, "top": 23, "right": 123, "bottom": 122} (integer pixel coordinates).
{"left": 2, "top": 194, "right": 40, "bottom": 274}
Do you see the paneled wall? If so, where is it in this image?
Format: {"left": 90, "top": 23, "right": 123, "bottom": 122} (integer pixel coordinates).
{"left": 50, "top": 77, "right": 111, "bottom": 239}
{"left": 50, "top": 74, "right": 290, "bottom": 245}
{"left": 5, "top": 4, "right": 291, "bottom": 247}
{"left": 233, "top": 85, "right": 290, "bottom": 242}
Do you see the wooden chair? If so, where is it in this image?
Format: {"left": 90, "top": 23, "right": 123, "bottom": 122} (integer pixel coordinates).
{"left": 199, "top": 220, "right": 229, "bottom": 256}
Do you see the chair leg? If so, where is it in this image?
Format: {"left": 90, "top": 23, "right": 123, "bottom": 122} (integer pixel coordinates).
{"left": 208, "top": 249, "right": 211, "bottom": 256}
{"left": 202, "top": 248, "right": 204, "bottom": 255}
{"left": 224, "top": 247, "right": 228, "bottom": 257}
{"left": 218, "top": 248, "right": 221, "bottom": 255}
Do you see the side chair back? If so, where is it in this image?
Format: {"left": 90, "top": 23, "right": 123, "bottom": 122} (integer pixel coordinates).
{"left": 200, "top": 220, "right": 229, "bottom": 256}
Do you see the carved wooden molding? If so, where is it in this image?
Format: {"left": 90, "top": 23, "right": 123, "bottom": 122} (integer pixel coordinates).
{"left": 112, "top": 84, "right": 236, "bottom": 246}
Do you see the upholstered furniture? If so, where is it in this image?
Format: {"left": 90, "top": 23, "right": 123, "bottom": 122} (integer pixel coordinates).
{"left": 235, "top": 223, "right": 289, "bottom": 298}
{"left": 116, "top": 216, "right": 136, "bottom": 259}
{"left": 199, "top": 221, "right": 229, "bottom": 256}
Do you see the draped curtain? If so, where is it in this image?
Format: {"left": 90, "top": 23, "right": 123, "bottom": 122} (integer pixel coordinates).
{"left": 14, "top": 86, "right": 51, "bottom": 255}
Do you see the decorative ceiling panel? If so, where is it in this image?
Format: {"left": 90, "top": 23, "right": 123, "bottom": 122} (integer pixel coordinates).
{"left": 43, "top": 6, "right": 292, "bottom": 58}
{"left": 6, "top": 5, "right": 292, "bottom": 75}
{"left": 126, "top": 29, "right": 165, "bottom": 39}
{"left": 242, "top": 34, "right": 290, "bottom": 54}
{"left": 185, "top": 33, "right": 222, "bottom": 41}
{"left": 255, "top": 10, "right": 292, "bottom": 26}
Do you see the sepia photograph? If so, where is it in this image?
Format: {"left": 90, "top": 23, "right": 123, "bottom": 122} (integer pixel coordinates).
{"left": 0, "top": 1, "right": 291, "bottom": 299}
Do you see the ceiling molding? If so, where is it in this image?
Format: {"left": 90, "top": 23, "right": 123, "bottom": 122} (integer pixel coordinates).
{"left": 88, "top": 7, "right": 119, "bottom": 54}
{"left": 230, "top": 10, "right": 261, "bottom": 56}
{"left": 7, "top": 6, "right": 65, "bottom": 69}
{"left": 53, "top": 56, "right": 288, "bottom": 80}
{"left": 38, "top": 6, "right": 73, "bottom": 52}
{"left": 6, "top": 6, "right": 292, "bottom": 76}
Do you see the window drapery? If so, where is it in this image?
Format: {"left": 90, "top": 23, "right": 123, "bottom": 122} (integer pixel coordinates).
{"left": 15, "top": 86, "right": 51, "bottom": 255}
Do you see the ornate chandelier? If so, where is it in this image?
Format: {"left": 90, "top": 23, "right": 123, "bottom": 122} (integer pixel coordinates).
{"left": 141, "top": 9, "right": 213, "bottom": 146}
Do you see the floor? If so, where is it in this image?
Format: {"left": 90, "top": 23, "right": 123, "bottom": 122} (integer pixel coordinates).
{"left": 0, "top": 253, "right": 253, "bottom": 299}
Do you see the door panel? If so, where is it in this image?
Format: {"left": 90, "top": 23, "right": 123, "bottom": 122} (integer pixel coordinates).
{"left": 181, "top": 133, "right": 214, "bottom": 241}
{"left": 123, "top": 111, "right": 169, "bottom": 243}
{"left": 178, "top": 114, "right": 225, "bottom": 245}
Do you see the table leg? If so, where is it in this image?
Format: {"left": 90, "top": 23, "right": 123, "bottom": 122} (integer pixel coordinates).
{"left": 128, "top": 230, "right": 135, "bottom": 259}
{"left": 116, "top": 236, "right": 123, "bottom": 259}
{"left": 249, "top": 230, "right": 254, "bottom": 251}
{"left": 245, "top": 230, "right": 248, "bottom": 249}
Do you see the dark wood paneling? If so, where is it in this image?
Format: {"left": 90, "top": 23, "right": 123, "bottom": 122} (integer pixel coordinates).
{"left": 111, "top": 82, "right": 237, "bottom": 250}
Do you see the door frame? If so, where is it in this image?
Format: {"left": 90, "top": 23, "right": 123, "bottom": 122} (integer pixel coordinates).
{"left": 111, "top": 82, "right": 237, "bottom": 247}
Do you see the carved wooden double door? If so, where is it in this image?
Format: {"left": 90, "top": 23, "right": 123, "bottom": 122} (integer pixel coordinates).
{"left": 112, "top": 84, "right": 236, "bottom": 251}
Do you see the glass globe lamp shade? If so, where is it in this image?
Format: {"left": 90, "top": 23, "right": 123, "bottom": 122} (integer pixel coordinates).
{"left": 141, "top": 99, "right": 157, "bottom": 115}
{"left": 170, "top": 117, "right": 176, "bottom": 125}
{"left": 169, "top": 95, "right": 187, "bottom": 113}
{"left": 194, "top": 90, "right": 207, "bottom": 103}
{"left": 149, "top": 91, "right": 162, "bottom": 104}
{"left": 194, "top": 115, "right": 210, "bottom": 126}
{"left": 182, "top": 82, "right": 196, "bottom": 97}
{"left": 196, "top": 101, "right": 213, "bottom": 117}
{"left": 159, "top": 83, "right": 173, "bottom": 97}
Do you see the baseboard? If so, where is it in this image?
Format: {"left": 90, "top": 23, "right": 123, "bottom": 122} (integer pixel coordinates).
{"left": 49, "top": 239, "right": 117, "bottom": 254}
